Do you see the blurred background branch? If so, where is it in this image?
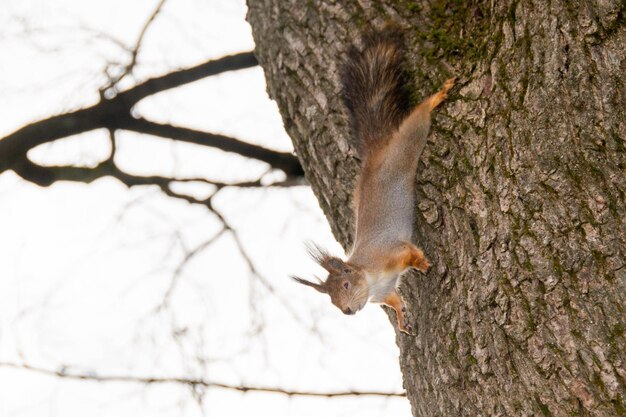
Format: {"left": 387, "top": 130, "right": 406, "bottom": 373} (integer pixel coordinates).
{"left": 0, "top": 51, "right": 303, "bottom": 190}
{"left": 0, "top": 362, "right": 406, "bottom": 398}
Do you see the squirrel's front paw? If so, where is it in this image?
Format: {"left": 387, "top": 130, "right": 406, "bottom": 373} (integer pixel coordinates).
{"left": 411, "top": 248, "right": 431, "bottom": 273}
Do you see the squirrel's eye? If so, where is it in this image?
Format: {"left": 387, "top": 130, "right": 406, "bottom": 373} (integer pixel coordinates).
{"left": 343, "top": 268, "right": 352, "bottom": 274}
{"left": 343, "top": 282, "right": 350, "bottom": 289}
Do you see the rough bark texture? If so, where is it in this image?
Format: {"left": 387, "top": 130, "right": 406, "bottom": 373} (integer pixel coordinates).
{"left": 247, "top": 1, "right": 626, "bottom": 416}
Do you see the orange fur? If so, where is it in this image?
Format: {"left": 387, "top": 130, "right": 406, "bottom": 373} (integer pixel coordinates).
{"left": 384, "top": 243, "right": 430, "bottom": 274}
{"left": 423, "top": 77, "right": 455, "bottom": 111}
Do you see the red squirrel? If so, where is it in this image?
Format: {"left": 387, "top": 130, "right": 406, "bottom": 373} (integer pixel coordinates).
{"left": 293, "top": 26, "right": 454, "bottom": 334}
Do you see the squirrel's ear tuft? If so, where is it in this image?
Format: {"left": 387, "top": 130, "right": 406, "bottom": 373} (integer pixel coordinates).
{"left": 304, "top": 241, "right": 328, "bottom": 264}
{"left": 305, "top": 242, "right": 344, "bottom": 273}
{"left": 291, "top": 275, "right": 327, "bottom": 294}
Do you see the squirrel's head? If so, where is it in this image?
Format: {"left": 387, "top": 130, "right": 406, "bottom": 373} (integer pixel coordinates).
{"left": 292, "top": 245, "right": 369, "bottom": 315}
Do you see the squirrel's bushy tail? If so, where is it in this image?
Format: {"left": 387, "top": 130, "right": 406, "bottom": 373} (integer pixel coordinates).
{"left": 340, "top": 26, "right": 411, "bottom": 158}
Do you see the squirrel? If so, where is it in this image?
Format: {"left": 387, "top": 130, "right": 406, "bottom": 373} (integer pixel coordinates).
{"left": 293, "top": 26, "right": 454, "bottom": 334}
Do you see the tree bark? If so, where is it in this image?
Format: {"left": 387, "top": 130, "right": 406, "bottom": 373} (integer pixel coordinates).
{"left": 247, "top": 1, "right": 626, "bottom": 416}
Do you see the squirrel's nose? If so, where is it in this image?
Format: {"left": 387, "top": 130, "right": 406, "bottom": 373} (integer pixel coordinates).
{"left": 343, "top": 308, "right": 355, "bottom": 315}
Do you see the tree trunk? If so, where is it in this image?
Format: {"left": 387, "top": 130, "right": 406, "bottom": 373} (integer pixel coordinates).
{"left": 247, "top": 1, "right": 626, "bottom": 415}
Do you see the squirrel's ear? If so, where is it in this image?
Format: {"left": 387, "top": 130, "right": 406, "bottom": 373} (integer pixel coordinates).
{"left": 321, "top": 257, "right": 344, "bottom": 273}
{"left": 291, "top": 275, "right": 327, "bottom": 294}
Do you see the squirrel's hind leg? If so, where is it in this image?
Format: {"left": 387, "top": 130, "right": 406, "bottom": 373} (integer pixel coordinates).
{"left": 393, "top": 77, "right": 455, "bottom": 163}
{"left": 423, "top": 77, "right": 456, "bottom": 111}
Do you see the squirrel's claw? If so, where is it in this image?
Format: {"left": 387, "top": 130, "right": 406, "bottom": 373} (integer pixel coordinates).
{"left": 398, "top": 321, "right": 415, "bottom": 335}
{"left": 397, "top": 301, "right": 415, "bottom": 335}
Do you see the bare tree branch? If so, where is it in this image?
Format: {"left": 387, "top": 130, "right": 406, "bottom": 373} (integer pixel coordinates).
{"left": 0, "top": 362, "right": 407, "bottom": 398}
{"left": 0, "top": 106, "right": 106, "bottom": 172}
{"left": 120, "top": 118, "right": 303, "bottom": 177}
{"left": 0, "top": 52, "right": 273, "bottom": 179}
{"left": 11, "top": 156, "right": 301, "bottom": 189}
{"left": 117, "top": 51, "right": 258, "bottom": 105}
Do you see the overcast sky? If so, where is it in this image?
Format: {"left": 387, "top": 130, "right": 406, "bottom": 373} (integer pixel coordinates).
{"left": 0, "top": 1, "right": 411, "bottom": 416}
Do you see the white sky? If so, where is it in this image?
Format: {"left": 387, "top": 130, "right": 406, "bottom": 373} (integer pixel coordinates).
{"left": 0, "top": 1, "right": 411, "bottom": 416}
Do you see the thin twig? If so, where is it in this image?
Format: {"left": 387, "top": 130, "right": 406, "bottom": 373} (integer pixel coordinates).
{"left": 207, "top": 202, "right": 320, "bottom": 334}
{"left": 0, "top": 362, "right": 406, "bottom": 398}
{"left": 159, "top": 227, "right": 228, "bottom": 307}
{"left": 101, "top": 0, "right": 168, "bottom": 95}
